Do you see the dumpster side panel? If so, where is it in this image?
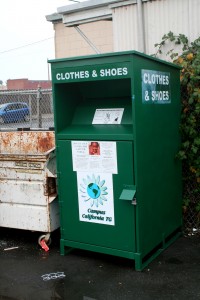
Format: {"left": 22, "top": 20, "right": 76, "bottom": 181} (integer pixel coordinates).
{"left": 0, "top": 131, "right": 60, "bottom": 233}
{"left": 0, "top": 201, "right": 59, "bottom": 232}
{"left": 0, "top": 131, "right": 55, "bottom": 155}
{"left": 0, "top": 181, "right": 47, "bottom": 206}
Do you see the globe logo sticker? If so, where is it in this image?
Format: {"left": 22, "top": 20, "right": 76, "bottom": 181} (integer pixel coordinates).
{"left": 87, "top": 183, "right": 101, "bottom": 199}
{"left": 79, "top": 174, "right": 108, "bottom": 207}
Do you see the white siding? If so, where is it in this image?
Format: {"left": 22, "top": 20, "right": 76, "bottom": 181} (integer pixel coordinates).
{"left": 188, "top": 0, "right": 200, "bottom": 42}
{"left": 112, "top": 0, "right": 200, "bottom": 58}
{"left": 112, "top": 5, "right": 138, "bottom": 52}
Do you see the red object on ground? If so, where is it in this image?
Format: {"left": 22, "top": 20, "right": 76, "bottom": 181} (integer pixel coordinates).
{"left": 40, "top": 239, "right": 49, "bottom": 252}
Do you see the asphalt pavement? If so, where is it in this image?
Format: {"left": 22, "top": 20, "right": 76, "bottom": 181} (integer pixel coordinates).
{"left": 0, "top": 228, "right": 199, "bottom": 300}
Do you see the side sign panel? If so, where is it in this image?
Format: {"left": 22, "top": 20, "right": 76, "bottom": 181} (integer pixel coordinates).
{"left": 142, "top": 69, "right": 171, "bottom": 104}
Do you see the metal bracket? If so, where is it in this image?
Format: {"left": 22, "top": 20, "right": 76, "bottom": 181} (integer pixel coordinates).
{"left": 119, "top": 185, "right": 136, "bottom": 201}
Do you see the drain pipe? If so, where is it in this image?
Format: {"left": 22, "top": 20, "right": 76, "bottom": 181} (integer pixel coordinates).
{"left": 74, "top": 26, "right": 101, "bottom": 54}
{"left": 137, "top": 0, "right": 146, "bottom": 53}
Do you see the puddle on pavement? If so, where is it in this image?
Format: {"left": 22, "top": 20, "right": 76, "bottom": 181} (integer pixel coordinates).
{"left": 165, "top": 257, "right": 183, "bottom": 264}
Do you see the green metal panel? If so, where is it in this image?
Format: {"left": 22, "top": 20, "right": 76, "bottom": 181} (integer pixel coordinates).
{"left": 57, "top": 140, "right": 136, "bottom": 252}
{"left": 50, "top": 50, "right": 182, "bottom": 270}
{"left": 131, "top": 55, "right": 182, "bottom": 258}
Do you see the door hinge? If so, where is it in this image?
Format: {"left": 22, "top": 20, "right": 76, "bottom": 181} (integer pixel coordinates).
{"left": 131, "top": 198, "right": 137, "bottom": 205}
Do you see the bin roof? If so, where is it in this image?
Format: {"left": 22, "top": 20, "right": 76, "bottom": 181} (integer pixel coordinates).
{"left": 48, "top": 50, "right": 181, "bottom": 70}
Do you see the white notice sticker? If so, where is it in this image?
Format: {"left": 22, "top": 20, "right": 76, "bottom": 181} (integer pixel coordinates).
{"left": 92, "top": 108, "right": 124, "bottom": 124}
{"left": 77, "top": 172, "right": 115, "bottom": 225}
{"left": 72, "top": 141, "right": 118, "bottom": 174}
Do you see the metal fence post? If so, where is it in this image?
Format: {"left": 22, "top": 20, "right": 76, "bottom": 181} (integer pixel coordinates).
{"left": 28, "top": 94, "right": 32, "bottom": 127}
{"left": 37, "top": 86, "right": 42, "bottom": 128}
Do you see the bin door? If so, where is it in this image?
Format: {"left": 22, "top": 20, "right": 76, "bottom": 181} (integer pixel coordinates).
{"left": 57, "top": 140, "right": 136, "bottom": 253}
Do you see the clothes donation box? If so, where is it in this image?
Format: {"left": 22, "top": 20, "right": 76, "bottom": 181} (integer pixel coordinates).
{"left": 49, "top": 51, "right": 182, "bottom": 270}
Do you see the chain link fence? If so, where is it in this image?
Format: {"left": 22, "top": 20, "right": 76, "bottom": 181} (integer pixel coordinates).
{"left": 0, "top": 88, "right": 54, "bottom": 130}
{"left": 0, "top": 88, "right": 199, "bottom": 234}
{"left": 183, "top": 167, "right": 200, "bottom": 235}
{"left": 178, "top": 87, "right": 200, "bottom": 235}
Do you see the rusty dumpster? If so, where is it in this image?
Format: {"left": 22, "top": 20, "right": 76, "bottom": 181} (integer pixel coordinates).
{"left": 0, "top": 131, "right": 59, "bottom": 245}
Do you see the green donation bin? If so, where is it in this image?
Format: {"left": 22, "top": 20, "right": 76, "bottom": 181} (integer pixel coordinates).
{"left": 49, "top": 51, "right": 182, "bottom": 270}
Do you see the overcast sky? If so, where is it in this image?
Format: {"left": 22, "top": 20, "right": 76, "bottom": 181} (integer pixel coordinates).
{"left": 0, "top": 0, "right": 86, "bottom": 84}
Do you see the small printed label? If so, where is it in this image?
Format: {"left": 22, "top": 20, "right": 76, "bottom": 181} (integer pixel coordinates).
{"left": 15, "top": 162, "right": 41, "bottom": 169}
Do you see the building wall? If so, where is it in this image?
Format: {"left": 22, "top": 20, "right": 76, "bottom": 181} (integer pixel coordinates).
{"left": 54, "top": 20, "right": 113, "bottom": 58}
{"left": 7, "top": 79, "right": 52, "bottom": 90}
{"left": 49, "top": 0, "right": 200, "bottom": 61}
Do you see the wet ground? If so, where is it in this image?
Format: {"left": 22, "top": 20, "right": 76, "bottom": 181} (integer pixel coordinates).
{"left": 0, "top": 228, "right": 199, "bottom": 300}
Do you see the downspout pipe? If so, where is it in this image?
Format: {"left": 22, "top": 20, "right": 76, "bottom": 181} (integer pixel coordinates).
{"left": 74, "top": 26, "right": 101, "bottom": 54}
{"left": 137, "top": 0, "right": 146, "bottom": 53}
